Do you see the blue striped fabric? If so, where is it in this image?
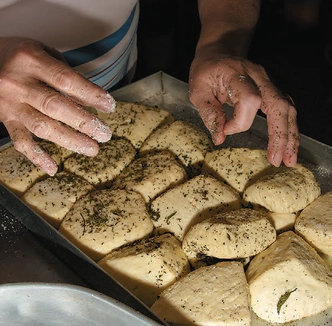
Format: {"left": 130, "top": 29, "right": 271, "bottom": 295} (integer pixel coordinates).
{"left": 62, "top": 3, "right": 139, "bottom": 90}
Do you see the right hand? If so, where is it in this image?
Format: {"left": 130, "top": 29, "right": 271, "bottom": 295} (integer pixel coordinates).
{"left": 189, "top": 46, "right": 299, "bottom": 168}
{"left": 0, "top": 37, "right": 116, "bottom": 175}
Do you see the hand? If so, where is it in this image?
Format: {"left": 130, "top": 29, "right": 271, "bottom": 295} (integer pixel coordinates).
{"left": 188, "top": 45, "right": 299, "bottom": 167}
{"left": 0, "top": 37, "right": 116, "bottom": 175}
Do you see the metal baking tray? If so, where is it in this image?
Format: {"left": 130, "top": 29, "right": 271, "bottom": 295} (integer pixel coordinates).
{"left": 0, "top": 71, "right": 331, "bottom": 325}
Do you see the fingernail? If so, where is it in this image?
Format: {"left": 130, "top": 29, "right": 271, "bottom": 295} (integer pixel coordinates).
{"left": 45, "top": 164, "right": 58, "bottom": 176}
{"left": 90, "top": 117, "right": 112, "bottom": 143}
{"left": 284, "top": 152, "right": 297, "bottom": 167}
{"left": 99, "top": 93, "right": 116, "bottom": 112}
{"left": 271, "top": 151, "right": 283, "bottom": 167}
{"left": 106, "top": 93, "right": 116, "bottom": 112}
{"left": 40, "top": 159, "right": 58, "bottom": 176}
{"left": 32, "top": 145, "right": 58, "bottom": 176}
{"left": 74, "top": 141, "right": 99, "bottom": 157}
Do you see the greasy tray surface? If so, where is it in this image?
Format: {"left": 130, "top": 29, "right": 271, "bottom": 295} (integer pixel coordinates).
{"left": 0, "top": 71, "right": 331, "bottom": 326}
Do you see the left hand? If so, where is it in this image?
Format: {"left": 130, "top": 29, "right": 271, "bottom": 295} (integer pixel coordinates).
{"left": 188, "top": 44, "right": 299, "bottom": 167}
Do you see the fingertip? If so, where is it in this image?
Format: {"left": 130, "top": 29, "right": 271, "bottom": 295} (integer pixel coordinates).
{"left": 211, "top": 130, "right": 226, "bottom": 145}
{"left": 97, "top": 92, "right": 116, "bottom": 113}
{"left": 79, "top": 144, "right": 99, "bottom": 157}
{"left": 268, "top": 150, "right": 283, "bottom": 167}
{"left": 44, "top": 163, "right": 58, "bottom": 176}
{"left": 70, "top": 137, "right": 100, "bottom": 157}
{"left": 283, "top": 153, "right": 298, "bottom": 168}
{"left": 106, "top": 93, "right": 116, "bottom": 112}
{"left": 90, "top": 117, "right": 112, "bottom": 143}
{"left": 35, "top": 154, "right": 59, "bottom": 176}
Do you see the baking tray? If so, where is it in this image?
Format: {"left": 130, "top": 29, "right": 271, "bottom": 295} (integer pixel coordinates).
{"left": 0, "top": 71, "right": 331, "bottom": 325}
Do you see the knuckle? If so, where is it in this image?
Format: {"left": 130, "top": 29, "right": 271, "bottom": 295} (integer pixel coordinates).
{"left": 39, "top": 92, "right": 62, "bottom": 116}
{"left": 0, "top": 73, "right": 18, "bottom": 92}
{"left": 29, "top": 119, "right": 52, "bottom": 139}
{"left": 50, "top": 67, "right": 76, "bottom": 91}
{"left": 8, "top": 40, "right": 43, "bottom": 70}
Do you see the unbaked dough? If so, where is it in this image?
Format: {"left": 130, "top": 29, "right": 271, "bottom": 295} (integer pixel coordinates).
{"left": 59, "top": 189, "right": 154, "bottom": 261}
{"left": 151, "top": 261, "right": 251, "bottom": 326}
{"left": 243, "top": 164, "right": 321, "bottom": 213}
{"left": 202, "top": 147, "right": 275, "bottom": 193}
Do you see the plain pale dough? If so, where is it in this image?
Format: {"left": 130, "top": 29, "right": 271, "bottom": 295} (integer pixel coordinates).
{"left": 151, "top": 261, "right": 251, "bottom": 326}
{"left": 22, "top": 171, "right": 95, "bottom": 229}
{"left": 111, "top": 150, "right": 187, "bottom": 203}
{"left": 202, "top": 147, "right": 275, "bottom": 193}
{"left": 254, "top": 207, "right": 298, "bottom": 233}
{"left": 96, "top": 101, "right": 174, "bottom": 149}
{"left": 140, "top": 120, "right": 213, "bottom": 176}
{"left": 182, "top": 208, "right": 276, "bottom": 267}
{"left": 295, "top": 191, "right": 332, "bottom": 256}
{"left": 246, "top": 231, "right": 332, "bottom": 323}
{"left": 59, "top": 189, "right": 154, "bottom": 261}
{"left": 150, "top": 173, "right": 241, "bottom": 241}
{"left": 63, "top": 138, "right": 136, "bottom": 188}
{"left": 266, "top": 211, "right": 298, "bottom": 233}
{"left": 243, "top": 164, "right": 321, "bottom": 213}
{"left": 98, "top": 233, "right": 191, "bottom": 307}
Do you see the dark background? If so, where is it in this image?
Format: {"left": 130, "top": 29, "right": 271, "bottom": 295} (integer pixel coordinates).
{"left": 135, "top": 0, "right": 332, "bottom": 146}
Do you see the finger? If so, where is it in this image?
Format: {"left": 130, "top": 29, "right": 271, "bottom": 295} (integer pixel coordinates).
{"left": 265, "top": 105, "right": 289, "bottom": 167}
{"left": 247, "top": 66, "right": 300, "bottom": 167}
{"left": 257, "top": 83, "right": 294, "bottom": 167}
{"left": 264, "top": 99, "right": 299, "bottom": 167}
{"left": 283, "top": 106, "right": 299, "bottom": 167}
{"left": 189, "top": 84, "right": 227, "bottom": 145}
{"left": 221, "top": 73, "right": 262, "bottom": 135}
{"left": 15, "top": 103, "right": 101, "bottom": 157}
{"left": 25, "top": 83, "right": 112, "bottom": 143}
{"left": 5, "top": 121, "right": 58, "bottom": 176}
{"left": 24, "top": 41, "right": 116, "bottom": 113}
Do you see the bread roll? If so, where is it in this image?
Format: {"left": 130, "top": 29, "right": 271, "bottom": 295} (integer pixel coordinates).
{"left": 150, "top": 173, "right": 241, "bottom": 241}
{"left": 295, "top": 191, "right": 332, "bottom": 256}
{"left": 98, "top": 233, "right": 190, "bottom": 307}
{"left": 246, "top": 231, "right": 332, "bottom": 323}
{"left": 140, "top": 120, "right": 213, "bottom": 176}
{"left": 243, "top": 164, "right": 321, "bottom": 213}
{"left": 182, "top": 208, "right": 276, "bottom": 266}
{"left": 111, "top": 150, "right": 187, "bottom": 203}
{"left": 96, "top": 101, "right": 173, "bottom": 149}
{"left": 22, "top": 171, "right": 94, "bottom": 229}
{"left": 59, "top": 189, "right": 154, "bottom": 261}
{"left": 202, "top": 147, "right": 275, "bottom": 193}
{"left": 0, "top": 140, "right": 64, "bottom": 196}
{"left": 151, "top": 261, "right": 251, "bottom": 326}
{"left": 63, "top": 138, "right": 136, "bottom": 188}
